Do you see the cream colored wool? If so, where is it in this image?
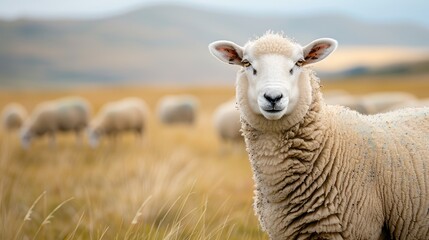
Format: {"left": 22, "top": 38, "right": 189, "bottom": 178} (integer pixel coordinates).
{"left": 210, "top": 32, "right": 429, "bottom": 239}
{"left": 21, "top": 97, "right": 90, "bottom": 148}
{"left": 358, "top": 91, "right": 417, "bottom": 114}
{"left": 213, "top": 100, "right": 242, "bottom": 142}
{"left": 157, "top": 95, "right": 198, "bottom": 125}
{"left": 88, "top": 97, "right": 148, "bottom": 147}
{"left": 324, "top": 93, "right": 370, "bottom": 115}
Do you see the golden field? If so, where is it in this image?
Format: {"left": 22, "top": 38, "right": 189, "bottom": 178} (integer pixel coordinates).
{"left": 0, "top": 86, "right": 263, "bottom": 240}
{"left": 1, "top": 76, "right": 429, "bottom": 240}
{"left": 315, "top": 47, "right": 429, "bottom": 72}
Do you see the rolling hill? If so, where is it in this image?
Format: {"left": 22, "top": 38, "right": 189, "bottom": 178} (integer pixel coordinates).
{"left": 1, "top": 4, "right": 429, "bottom": 88}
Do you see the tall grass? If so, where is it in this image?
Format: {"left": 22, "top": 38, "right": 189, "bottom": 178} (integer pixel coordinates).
{"left": 1, "top": 79, "right": 429, "bottom": 239}
{"left": 0, "top": 86, "right": 265, "bottom": 240}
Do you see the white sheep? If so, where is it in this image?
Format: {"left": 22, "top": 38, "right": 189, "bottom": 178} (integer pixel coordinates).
{"left": 157, "top": 95, "right": 198, "bottom": 125}
{"left": 387, "top": 98, "right": 429, "bottom": 111}
{"left": 21, "top": 97, "right": 90, "bottom": 148}
{"left": 358, "top": 91, "right": 417, "bottom": 114}
{"left": 324, "top": 93, "right": 370, "bottom": 115}
{"left": 212, "top": 99, "right": 242, "bottom": 143}
{"left": 209, "top": 32, "right": 429, "bottom": 239}
{"left": 88, "top": 97, "right": 148, "bottom": 147}
{"left": 1, "top": 103, "right": 27, "bottom": 131}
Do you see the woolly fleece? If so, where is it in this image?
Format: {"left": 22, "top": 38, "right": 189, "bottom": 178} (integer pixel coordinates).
{"left": 234, "top": 33, "right": 429, "bottom": 239}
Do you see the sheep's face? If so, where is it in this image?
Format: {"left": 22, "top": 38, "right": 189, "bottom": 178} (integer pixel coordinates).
{"left": 240, "top": 53, "right": 302, "bottom": 120}
{"left": 209, "top": 34, "right": 337, "bottom": 121}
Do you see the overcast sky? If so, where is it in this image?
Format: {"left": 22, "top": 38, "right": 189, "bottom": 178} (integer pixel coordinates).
{"left": 0, "top": 0, "right": 428, "bottom": 27}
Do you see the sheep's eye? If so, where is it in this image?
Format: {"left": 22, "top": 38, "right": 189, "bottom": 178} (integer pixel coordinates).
{"left": 296, "top": 59, "right": 305, "bottom": 67}
{"left": 241, "top": 59, "right": 257, "bottom": 75}
{"left": 242, "top": 60, "right": 251, "bottom": 67}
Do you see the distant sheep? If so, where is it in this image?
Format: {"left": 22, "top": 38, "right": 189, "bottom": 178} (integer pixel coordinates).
{"left": 157, "top": 95, "right": 198, "bottom": 125}
{"left": 386, "top": 98, "right": 429, "bottom": 112}
{"left": 88, "top": 97, "right": 148, "bottom": 147}
{"left": 324, "top": 91, "right": 417, "bottom": 115}
{"left": 209, "top": 32, "right": 429, "bottom": 239}
{"left": 358, "top": 91, "right": 417, "bottom": 114}
{"left": 322, "top": 89, "right": 350, "bottom": 99}
{"left": 1, "top": 103, "right": 27, "bottom": 131}
{"left": 213, "top": 100, "right": 242, "bottom": 142}
{"left": 324, "top": 93, "right": 370, "bottom": 114}
{"left": 21, "top": 97, "right": 90, "bottom": 148}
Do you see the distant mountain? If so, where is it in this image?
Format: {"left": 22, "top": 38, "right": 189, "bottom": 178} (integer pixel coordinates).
{"left": 1, "top": 4, "right": 429, "bottom": 88}
{"left": 331, "top": 59, "right": 429, "bottom": 78}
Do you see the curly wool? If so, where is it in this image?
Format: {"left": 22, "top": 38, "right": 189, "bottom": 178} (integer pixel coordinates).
{"left": 249, "top": 32, "right": 300, "bottom": 58}
{"left": 238, "top": 67, "right": 429, "bottom": 239}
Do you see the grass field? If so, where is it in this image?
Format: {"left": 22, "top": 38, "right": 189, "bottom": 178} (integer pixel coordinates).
{"left": 1, "top": 76, "right": 429, "bottom": 240}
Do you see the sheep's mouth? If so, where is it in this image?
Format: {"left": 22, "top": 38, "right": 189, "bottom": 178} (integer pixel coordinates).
{"left": 260, "top": 107, "right": 286, "bottom": 120}
{"left": 263, "top": 109, "right": 282, "bottom": 113}
{"left": 261, "top": 106, "right": 284, "bottom": 113}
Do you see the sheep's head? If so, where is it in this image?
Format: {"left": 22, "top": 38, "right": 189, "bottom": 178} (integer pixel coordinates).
{"left": 209, "top": 33, "right": 337, "bottom": 121}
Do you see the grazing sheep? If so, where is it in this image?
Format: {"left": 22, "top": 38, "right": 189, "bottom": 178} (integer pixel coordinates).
{"left": 385, "top": 98, "right": 429, "bottom": 112}
{"left": 157, "top": 95, "right": 198, "bottom": 125}
{"left": 1, "top": 103, "right": 27, "bottom": 131}
{"left": 88, "top": 97, "right": 148, "bottom": 147}
{"left": 209, "top": 32, "right": 429, "bottom": 239}
{"left": 213, "top": 100, "right": 242, "bottom": 142}
{"left": 324, "top": 93, "right": 370, "bottom": 115}
{"left": 358, "top": 91, "right": 417, "bottom": 114}
{"left": 21, "top": 97, "right": 90, "bottom": 148}
{"left": 322, "top": 89, "right": 350, "bottom": 99}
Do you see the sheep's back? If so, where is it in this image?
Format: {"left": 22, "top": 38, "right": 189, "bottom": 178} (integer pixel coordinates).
{"left": 28, "top": 98, "right": 90, "bottom": 133}
{"left": 157, "top": 96, "right": 197, "bottom": 124}
{"left": 213, "top": 101, "right": 241, "bottom": 141}
{"left": 99, "top": 98, "right": 147, "bottom": 132}
{"left": 57, "top": 102, "right": 90, "bottom": 131}
{"left": 367, "top": 107, "right": 429, "bottom": 238}
{"left": 329, "top": 105, "right": 429, "bottom": 239}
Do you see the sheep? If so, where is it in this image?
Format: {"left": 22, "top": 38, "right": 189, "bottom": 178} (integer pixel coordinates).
{"left": 322, "top": 89, "right": 350, "bottom": 99}
{"left": 209, "top": 32, "right": 429, "bottom": 239}
{"left": 20, "top": 97, "right": 90, "bottom": 148}
{"left": 157, "top": 95, "right": 198, "bottom": 125}
{"left": 324, "top": 93, "right": 371, "bottom": 115}
{"left": 88, "top": 97, "right": 148, "bottom": 147}
{"left": 358, "top": 91, "right": 417, "bottom": 114}
{"left": 1, "top": 103, "right": 27, "bottom": 131}
{"left": 324, "top": 91, "right": 417, "bottom": 115}
{"left": 212, "top": 99, "right": 242, "bottom": 143}
{"left": 388, "top": 98, "right": 429, "bottom": 111}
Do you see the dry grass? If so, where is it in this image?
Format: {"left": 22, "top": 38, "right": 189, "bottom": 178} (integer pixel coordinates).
{"left": 0, "top": 86, "right": 264, "bottom": 240}
{"left": 1, "top": 77, "right": 429, "bottom": 239}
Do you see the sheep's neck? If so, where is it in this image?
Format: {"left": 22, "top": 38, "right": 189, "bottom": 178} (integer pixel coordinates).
{"left": 243, "top": 91, "right": 328, "bottom": 196}
{"left": 242, "top": 88, "right": 339, "bottom": 237}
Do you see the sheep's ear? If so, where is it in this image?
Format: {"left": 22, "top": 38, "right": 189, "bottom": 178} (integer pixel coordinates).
{"left": 302, "top": 38, "right": 337, "bottom": 65}
{"left": 208, "top": 41, "right": 244, "bottom": 66}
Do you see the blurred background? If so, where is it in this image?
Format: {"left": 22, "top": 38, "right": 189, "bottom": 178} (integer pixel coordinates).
{"left": 1, "top": 0, "right": 429, "bottom": 88}
{"left": 1, "top": 0, "right": 428, "bottom": 239}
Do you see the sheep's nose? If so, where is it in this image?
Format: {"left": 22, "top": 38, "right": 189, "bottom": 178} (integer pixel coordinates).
{"left": 264, "top": 93, "right": 283, "bottom": 105}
